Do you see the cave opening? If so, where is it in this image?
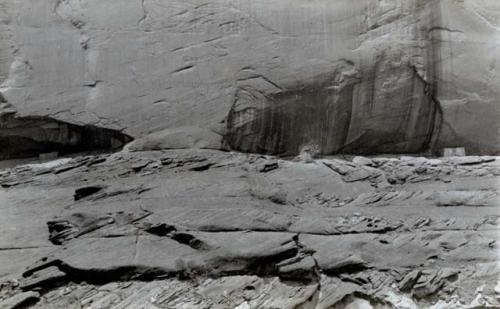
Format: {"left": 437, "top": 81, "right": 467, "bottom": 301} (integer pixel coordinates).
{"left": 0, "top": 113, "right": 133, "bottom": 160}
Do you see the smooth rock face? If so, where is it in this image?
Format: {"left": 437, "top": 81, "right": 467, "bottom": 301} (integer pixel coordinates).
{"left": 0, "top": 0, "right": 498, "bottom": 156}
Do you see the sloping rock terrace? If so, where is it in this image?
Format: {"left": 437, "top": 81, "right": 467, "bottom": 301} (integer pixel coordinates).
{"left": 0, "top": 149, "right": 498, "bottom": 308}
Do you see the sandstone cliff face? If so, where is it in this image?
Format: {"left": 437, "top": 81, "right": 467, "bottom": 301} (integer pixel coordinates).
{"left": 0, "top": 0, "right": 498, "bottom": 156}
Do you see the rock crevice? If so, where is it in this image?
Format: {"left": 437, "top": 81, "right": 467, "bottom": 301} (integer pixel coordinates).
{"left": 0, "top": 112, "right": 132, "bottom": 159}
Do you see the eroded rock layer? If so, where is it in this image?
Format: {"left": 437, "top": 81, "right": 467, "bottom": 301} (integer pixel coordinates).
{"left": 0, "top": 149, "right": 499, "bottom": 308}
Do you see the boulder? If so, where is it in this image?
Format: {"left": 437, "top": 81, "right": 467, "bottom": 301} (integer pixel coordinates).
{"left": 124, "top": 126, "right": 223, "bottom": 152}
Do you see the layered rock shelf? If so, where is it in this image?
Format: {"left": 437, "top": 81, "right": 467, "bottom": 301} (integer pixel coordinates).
{"left": 0, "top": 149, "right": 499, "bottom": 307}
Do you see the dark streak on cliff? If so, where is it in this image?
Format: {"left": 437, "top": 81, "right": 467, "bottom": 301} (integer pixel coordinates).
{"left": 225, "top": 70, "right": 358, "bottom": 156}
{"left": 225, "top": 65, "right": 442, "bottom": 156}
{"left": 224, "top": 1, "right": 446, "bottom": 156}
{"left": 426, "top": 0, "right": 445, "bottom": 155}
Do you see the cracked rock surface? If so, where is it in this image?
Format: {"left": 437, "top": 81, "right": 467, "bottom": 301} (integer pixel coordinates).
{"left": 0, "top": 149, "right": 498, "bottom": 308}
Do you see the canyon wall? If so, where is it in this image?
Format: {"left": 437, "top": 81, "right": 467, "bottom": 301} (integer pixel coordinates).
{"left": 0, "top": 0, "right": 498, "bottom": 156}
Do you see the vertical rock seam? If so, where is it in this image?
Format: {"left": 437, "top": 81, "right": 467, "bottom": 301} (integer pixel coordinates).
{"left": 425, "top": 0, "right": 445, "bottom": 155}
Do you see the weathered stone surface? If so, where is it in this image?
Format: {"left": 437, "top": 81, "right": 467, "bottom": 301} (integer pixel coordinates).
{"left": 0, "top": 0, "right": 498, "bottom": 156}
{"left": 1, "top": 0, "right": 499, "bottom": 299}
{"left": 0, "top": 150, "right": 499, "bottom": 307}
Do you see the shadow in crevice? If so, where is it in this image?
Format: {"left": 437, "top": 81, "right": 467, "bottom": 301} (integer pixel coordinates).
{"left": 0, "top": 113, "right": 133, "bottom": 160}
